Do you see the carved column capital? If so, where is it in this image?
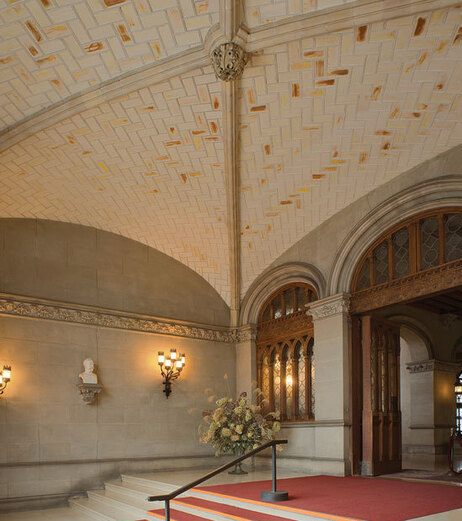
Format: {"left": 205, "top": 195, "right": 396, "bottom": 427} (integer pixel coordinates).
{"left": 211, "top": 42, "right": 249, "bottom": 81}
{"left": 235, "top": 324, "right": 257, "bottom": 342}
{"left": 306, "top": 293, "right": 351, "bottom": 320}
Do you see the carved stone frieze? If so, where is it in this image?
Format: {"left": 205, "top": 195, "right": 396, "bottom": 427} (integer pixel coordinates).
{"left": 235, "top": 324, "right": 257, "bottom": 342}
{"left": 406, "top": 359, "right": 460, "bottom": 374}
{"left": 0, "top": 295, "right": 236, "bottom": 343}
{"left": 211, "top": 42, "right": 249, "bottom": 81}
{"left": 351, "top": 259, "right": 462, "bottom": 314}
{"left": 306, "top": 294, "right": 351, "bottom": 320}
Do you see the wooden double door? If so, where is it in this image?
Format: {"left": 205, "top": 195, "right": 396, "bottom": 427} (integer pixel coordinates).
{"left": 352, "top": 316, "right": 402, "bottom": 476}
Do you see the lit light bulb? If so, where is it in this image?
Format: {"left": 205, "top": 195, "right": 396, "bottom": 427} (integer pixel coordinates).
{"left": 170, "top": 349, "right": 177, "bottom": 360}
{"left": 286, "top": 375, "right": 293, "bottom": 386}
{"left": 2, "top": 367, "right": 10, "bottom": 380}
{"left": 158, "top": 352, "right": 165, "bottom": 365}
{"left": 165, "top": 359, "right": 172, "bottom": 368}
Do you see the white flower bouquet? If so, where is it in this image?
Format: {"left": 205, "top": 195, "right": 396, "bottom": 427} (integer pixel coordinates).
{"left": 199, "top": 391, "right": 280, "bottom": 456}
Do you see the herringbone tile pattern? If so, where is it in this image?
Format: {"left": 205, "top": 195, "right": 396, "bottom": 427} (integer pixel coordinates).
{"left": 0, "top": 0, "right": 219, "bottom": 129}
{"left": 239, "top": 7, "right": 462, "bottom": 294}
{"left": 0, "top": 66, "right": 230, "bottom": 303}
{"left": 244, "top": 0, "right": 344, "bottom": 28}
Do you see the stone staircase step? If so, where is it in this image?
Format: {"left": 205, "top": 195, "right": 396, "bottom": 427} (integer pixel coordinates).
{"left": 88, "top": 489, "right": 150, "bottom": 518}
{"left": 69, "top": 495, "right": 144, "bottom": 521}
{"left": 172, "top": 497, "right": 290, "bottom": 521}
{"left": 106, "top": 479, "right": 170, "bottom": 500}
{"left": 148, "top": 508, "right": 211, "bottom": 521}
{"left": 186, "top": 489, "right": 316, "bottom": 521}
{"left": 122, "top": 474, "right": 178, "bottom": 493}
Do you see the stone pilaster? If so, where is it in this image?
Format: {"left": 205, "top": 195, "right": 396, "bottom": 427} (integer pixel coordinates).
{"left": 235, "top": 324, "right": 257, "bottom": 400}
{"left": 306, "top": 294, "right": 351, "bottom": 473}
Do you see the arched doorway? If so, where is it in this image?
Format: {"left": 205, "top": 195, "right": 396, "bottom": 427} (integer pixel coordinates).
{"left": 349, "top": 208, "right": 462, "bottom": 475}
{"left": 257, "top": 283, "right": 317, "bottom": 422}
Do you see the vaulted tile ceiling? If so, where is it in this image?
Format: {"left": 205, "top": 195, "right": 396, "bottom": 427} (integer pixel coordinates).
{"left": 0, "top": 0, "right": 461, "bottom": 308}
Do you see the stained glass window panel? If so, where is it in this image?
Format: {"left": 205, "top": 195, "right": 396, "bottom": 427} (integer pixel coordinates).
{"left": 421, "top": 217, "right": 439, "bottom": 270}
{"left": 373, "top": 241, "right": 389, "bottom": 284}
{"left": 392, "top": 228, "right": 409, "bottom": 279}
{"left": 445, "top": 214, "right": 462, "bottom": 262}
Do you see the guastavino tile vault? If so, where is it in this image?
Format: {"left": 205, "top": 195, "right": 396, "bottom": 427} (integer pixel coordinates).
{"left": 0, "top": 0, "right": 461, "bottom": 519}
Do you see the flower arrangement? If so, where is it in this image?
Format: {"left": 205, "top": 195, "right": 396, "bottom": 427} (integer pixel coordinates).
{"left": 199, "top": 391, "right": 280, "bottom": 456}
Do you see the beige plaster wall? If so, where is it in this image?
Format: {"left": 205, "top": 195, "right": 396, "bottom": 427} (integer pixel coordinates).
{"left": 0, "top": 219, "right": 230, "bottom": 327}
{"left": 0, "top": 314, "right": 235, "bottom": 508}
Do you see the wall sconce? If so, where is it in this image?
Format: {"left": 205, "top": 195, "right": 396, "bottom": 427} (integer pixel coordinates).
{"left": 158, "top": 349, "right": 185, "bottom": 398}
{"left": 0, "top": 365, "right": 11, "bottom": 396}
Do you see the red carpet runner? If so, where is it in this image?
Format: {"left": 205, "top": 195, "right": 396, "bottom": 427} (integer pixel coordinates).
{"left": 192, "top": 475, "right": 462, "bottom": 521}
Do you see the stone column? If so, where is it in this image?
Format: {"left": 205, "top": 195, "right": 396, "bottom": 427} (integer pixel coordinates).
{"left": 235, "top": 324, "right": 257, "bottom": 400}
{"left": 307, "top": 293, "right": 351, "bottom": 474}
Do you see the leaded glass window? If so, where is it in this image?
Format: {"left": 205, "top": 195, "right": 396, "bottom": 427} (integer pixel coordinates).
{"left": 357, "top": 258, "right": 371, "bottom": 290}
{"left": 353, "top": 209, "right": 462, "bottom": 293}
{"left": 445, "top": 214, "right": 462, "bottom": 262}
{"left": 421, "top": 216, "right": 439, "bottom": 270}
{"left": 373, "top": 241, "right": 389, "bottom": 284}
{"left": 392, "top": 228, "right": 409, "bottom": 278}
{"left": 257, "top": 284, "right": 317, "bottom": 422}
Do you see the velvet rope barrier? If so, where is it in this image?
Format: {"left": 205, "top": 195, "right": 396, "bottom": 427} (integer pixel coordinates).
{"left": 448, "top": 432, "right": 462, "bottom": 474}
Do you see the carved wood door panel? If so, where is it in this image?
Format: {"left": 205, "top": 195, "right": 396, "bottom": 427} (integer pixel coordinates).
{"left": 361, "top": 315, "right": 401, "bottom": 476}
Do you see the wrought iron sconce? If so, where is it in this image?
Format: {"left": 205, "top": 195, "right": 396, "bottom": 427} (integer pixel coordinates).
{"left": 0, "top": 365, "right": 11, "bottom": 396}
{"left": 157, "top": 349, "right": 185, "bottom": 398}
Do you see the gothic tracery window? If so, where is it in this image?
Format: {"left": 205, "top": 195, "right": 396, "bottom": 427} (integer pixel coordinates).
{"left": 257, "top": 283, "right": 317, "bottom": 422}
{"left": 353, "top": 209, "right": 462, "bottom": 292}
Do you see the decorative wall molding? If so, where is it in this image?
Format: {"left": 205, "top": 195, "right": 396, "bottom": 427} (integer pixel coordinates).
{"left": 0, "top": 293, "right": 237, "bottom": 343}
{"left": 0, "top": 453, "right": 220, "bottom": 469}
{"left": 307, "top": 293, "right": 351, "bottom": 320}
{"left": 406, "top": 359, "right": 460, "bottom": 374}
{"left": 0, "top": 293, "right": 273, "bottom": 344}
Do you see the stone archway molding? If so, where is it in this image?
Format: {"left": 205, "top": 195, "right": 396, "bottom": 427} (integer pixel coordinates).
{"left": 239, "top": 262, "right": 326, "bottom": 326}
{"left": 329, "top": 175, "right": 462, "bottom": 295}
{"left": 385, "top": 314, "right": 434, "bottom": 360}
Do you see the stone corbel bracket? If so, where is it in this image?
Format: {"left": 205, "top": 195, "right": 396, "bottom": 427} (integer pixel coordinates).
{"left": 77, "top": 382, "right": 103, "bottom": 404}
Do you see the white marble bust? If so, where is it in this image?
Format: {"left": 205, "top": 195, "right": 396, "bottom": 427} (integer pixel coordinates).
{"left": 79, "top": 358, "right": 98, "bottom": 384}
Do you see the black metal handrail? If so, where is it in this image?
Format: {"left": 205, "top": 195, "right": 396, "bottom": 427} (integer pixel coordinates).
{"left": 147, "top": 439, "right": 288, "bottom": 521}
